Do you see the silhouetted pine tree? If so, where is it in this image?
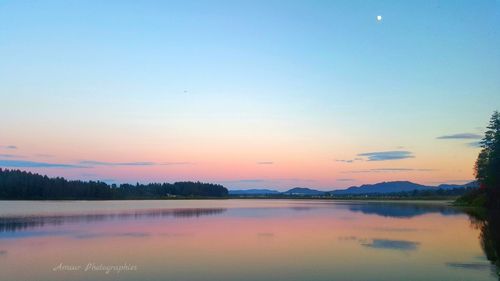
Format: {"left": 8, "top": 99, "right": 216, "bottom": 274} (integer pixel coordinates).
{"left": 0, "top": 169, "right": 228, "bottom": 199}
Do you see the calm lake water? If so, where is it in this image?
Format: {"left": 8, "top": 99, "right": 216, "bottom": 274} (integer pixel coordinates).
{"left": 0, "top": 200, "right": 496, "bottom": 281}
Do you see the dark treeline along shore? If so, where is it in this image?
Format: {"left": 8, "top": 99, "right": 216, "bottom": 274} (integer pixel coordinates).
{"left": 455, "top": 111, "right": 500, "bottom": 278}
{"left": 0, "top": 169, "right": 228, "bottom": 199}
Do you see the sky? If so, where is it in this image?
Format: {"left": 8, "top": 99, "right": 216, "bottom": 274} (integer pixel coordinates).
{"left": 1, "top": 0, "right": 499, "bottom": 190}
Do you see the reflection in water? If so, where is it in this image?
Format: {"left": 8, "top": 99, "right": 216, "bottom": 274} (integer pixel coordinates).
{"left": 0, "top": 208, "right": 227, "bottom": 233}
{"left": 446, "top": 261, "right": 498, "bottom": 279}
{"left": 74, "top": 232, "right": 151, "bottom": 240}
{"left": 361, "top": 239, "right": 420, "bottom": 251}
{"left": 467, "top": 209, "right": 500, "bottom": 279}
{"left": 447, "top": 262, "right": 493, "bottom": 270}
{"left": 340, "top": 236, "right": 420, "bottom": 252}
{"left": 0, "top": 200, "right": 496, "bottom": 281}
{"left": 348, "top": 202, "right": 462, "bottom": 218}
{"left": 338, "top": 236, "right": 420, "bottom": 252}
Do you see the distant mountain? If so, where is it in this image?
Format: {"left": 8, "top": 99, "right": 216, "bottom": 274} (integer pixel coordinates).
{"left": 283, "top": 187, "right": 325, "bottom": 195}
{"left": 229, "top": 189, "right": 280, "bottom": 195}
{"left": 331, "top": 181, "right": 478, "bottom": 195}
{"left": 331, "top": 181, "right": 432, "bottom": 195}
{"left": 229, "top": 180, "right": 478, "bottom": 197}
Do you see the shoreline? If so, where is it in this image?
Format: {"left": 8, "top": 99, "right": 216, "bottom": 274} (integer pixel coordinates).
{"left": 0, "top": 197, "right": 455, "bottom": 204}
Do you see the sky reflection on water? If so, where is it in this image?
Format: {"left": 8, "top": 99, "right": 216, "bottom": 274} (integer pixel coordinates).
{"left": 0, "top": 200, "right": 495, "bottom": 281}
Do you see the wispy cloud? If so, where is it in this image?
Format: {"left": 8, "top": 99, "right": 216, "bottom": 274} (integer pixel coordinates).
{"left": 437, "top": 133, "right": 482, "bottom": 139}
{"left": 342, "top": 168, "right": 435, "bottom": 173}
{"left": 371, "top": 168, "right": 435, "bottom": 172}
{"left": 79, "top": 160, "right": 192, "bottom": 167}
{"left": 341, "top": 170, "right": 372, "bottom": 174}
{"left": 336, "top": 159, "right": 354, "bottom": 163}
{"left": 337, "top": 178, "right": 355, "bottom": 182}
{"left": 79, "top": 161, "right": 155, "bottom": 166}
{"left": 0, "top": 145, "right": 17, "bottom": 150}
{"left": 335, "top": 158, "right": 363, "bottom": 164}
{"left": 0, "top": 160, "right": 87, "bottom": 168}
{"left": 0, "top": 154, "right": 22, "bottom": 158}
{"left": 257, "top": 161, "right": 274, "bottom": 165}
{"left": 357, "top": 151, "right": 414, "bottom": 161}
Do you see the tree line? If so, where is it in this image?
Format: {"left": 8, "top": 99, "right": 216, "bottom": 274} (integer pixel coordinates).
{"left": 457, "top": 111, "right": 500, "bottom": 209}
{"left": 457, "top": 111, "right": 500, "bottom": 277}
{"left": 0, "top": 169, "right": 228, "bottom": 199}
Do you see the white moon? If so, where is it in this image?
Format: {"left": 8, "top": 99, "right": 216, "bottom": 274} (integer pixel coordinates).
{"left": 377, "top": 15, "right": 382, "bottom": 21}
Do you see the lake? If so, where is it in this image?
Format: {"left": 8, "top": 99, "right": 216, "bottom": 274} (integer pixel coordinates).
{"left": 0, "top": 200, "right": 496, "bottom": 281}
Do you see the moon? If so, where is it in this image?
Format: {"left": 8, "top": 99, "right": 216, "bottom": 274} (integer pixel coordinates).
{"left": 376, "top": 15, "right": 382, "bottom": 21}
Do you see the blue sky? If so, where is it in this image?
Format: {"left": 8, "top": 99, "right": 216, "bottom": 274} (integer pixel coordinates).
{"left": 0, "top": 0, "right": 499, "bottom": 189}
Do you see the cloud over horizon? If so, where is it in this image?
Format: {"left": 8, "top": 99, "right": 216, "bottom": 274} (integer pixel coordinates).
{"left": 437, "top": 133, "right": 482, "bottom": 139}
{"left": 336, "top": 178, "right": 355, "bottom": 182}
{"left": 343, "top": 168, "right": 435, "bottom": 173}
{"left": 79, "top": 161, "right": 193, "bottom": 167}
{"left": 0, "top": 158, "right": 194, "bottom": 170}
{"left": 0, "top": 154, "right": 21, "bottom": 158}
{"left": 371, "top": 168, "right": 435, "bottom": 172}
{"left": 0, "top": 145, "right": 17, "bottom": 150}
{"left": 357, "top": 151, "right": 414, "bottom": 161}
{"left": 0, "top": 160, "right": 87, "bottom": 168}
{"left": 335, "top": 158, "right": 363, "bottom": 163}
{"left": 79, "top": 161, "right": 156, "bottom": 166}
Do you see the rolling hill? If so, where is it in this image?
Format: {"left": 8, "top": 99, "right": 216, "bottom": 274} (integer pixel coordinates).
{"left": 229, "top": 181, "right": 477, "bottom": 196}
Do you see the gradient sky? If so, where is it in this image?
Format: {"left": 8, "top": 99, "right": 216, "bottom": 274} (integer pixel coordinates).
{"left": 1, "top": 0, "right": 499, "bottom": 190}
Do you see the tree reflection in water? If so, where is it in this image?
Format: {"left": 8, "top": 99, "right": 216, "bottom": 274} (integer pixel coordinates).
{"left": 0, "top": 208, "right": 227, "bottom": 233}
{"left": 467, "top": 209, "right": 500, "bottom": 279}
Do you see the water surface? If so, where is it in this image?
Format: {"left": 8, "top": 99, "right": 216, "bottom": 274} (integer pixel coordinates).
{"left": 0, "top": 200, "right": 496, "bottom": 281}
